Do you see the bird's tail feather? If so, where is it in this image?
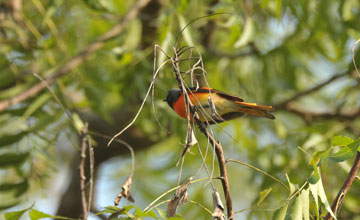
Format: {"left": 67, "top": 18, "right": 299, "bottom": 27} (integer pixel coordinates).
{"left": 235, "top": 102, "right": 275, "bottom": 119}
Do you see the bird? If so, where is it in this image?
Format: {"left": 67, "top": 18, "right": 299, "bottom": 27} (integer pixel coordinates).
{"left": 164, "top": 87, "right": 275, "bottom": 124}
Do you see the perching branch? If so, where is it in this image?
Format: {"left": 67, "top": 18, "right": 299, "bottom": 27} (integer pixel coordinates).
{"left": 0, "top": 0, "right": 151, "bottom": 112}
{"left": 171, "top": 47, "right": 234, "bottom": 220}
{"left": 324, "top": 152, "right": 360, "bottom": 220}
{"left": 80, "top": 123, "right": 89, "bottom": 220}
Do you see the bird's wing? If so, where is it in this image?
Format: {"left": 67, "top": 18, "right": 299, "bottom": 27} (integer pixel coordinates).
{"left": 188, "top": 87, "right": 244, "bottom": 102}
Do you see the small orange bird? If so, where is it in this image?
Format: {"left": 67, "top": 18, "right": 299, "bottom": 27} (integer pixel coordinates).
{"left": 164, "top": 87, "right": 275, "bottom": 124}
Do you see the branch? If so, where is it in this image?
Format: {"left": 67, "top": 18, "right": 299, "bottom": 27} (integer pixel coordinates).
{"left": 80, "top": 123, "right": 89, "bottom": 220}
{"left": 0, "top": 0, "right": 151, "bottom": 112}
{"left": 279, "top": 106, "right": 360, "bottom": 123}
{"left": 274, "top": 71, "right": 349, "bottom": 109}
{"left": 171, "top": 47, "right": 234, "bottom": 220}
{"left": 324, "top": 152, "right": 360, "bottom": 220}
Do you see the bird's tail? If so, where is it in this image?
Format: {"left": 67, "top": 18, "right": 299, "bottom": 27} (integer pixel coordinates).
{"left": 235, "top": 102, "right": 275, "bottom": 119}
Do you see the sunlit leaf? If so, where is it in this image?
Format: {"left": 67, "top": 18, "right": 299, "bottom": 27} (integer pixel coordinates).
{"left": 332, "top": 135, "right": 354, "bottom": 147}
{"left": 4, "top": 204, "right": 33, "bottom": 220}
{"left": 29, "top": 209, "right": 74, "bottom": 220}
{"left": 257, "top": 187, "right": 272, "bottom": 206}
{"left": 300, "top": 187, "right": 310, "bottom": 220}
{"left": 289, "top": 195, "right": 302, "bottom": 220}
{"left": 272, "top": 203, "right": 288, "bottom": 220}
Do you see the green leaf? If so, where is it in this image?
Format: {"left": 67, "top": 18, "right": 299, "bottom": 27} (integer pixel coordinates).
{"left": 0, "top": 152, "right": 30, "bottom": 168}
{"left": 234, "top": 17, "right": 255, "bottom": 48}
{"left": 285, "top": 174, "right": 296, "bottom": 195}
{"left": 178, "top": 14, "right": 194, "bottom": 47}
{"left": 308, "top": 167, "right": 320, "bottom": 184}
{"left": 156, "top": 208, "right": 168, "bottom": 220}
{"left": 272, "top": 203, "right": 288, "bottom": 220}
{"left": 257, "top": 187, "right": 272, "bottom": 206}
{"left": 332, "top": 135, "right": 354, "bottom": 147}
{"left": 317, "top": 177, "right": 337, "bottom": 220}
{"left": 0, "top": 132, "right": 28, "bottom": 148}
{"left": 289, "top": 195, "right": 302, "bottom": 220}
{"left": 4, "top": 205, "right": 33, "bottom": 220}
{"left": 329, "top": 138, "right": 360, "bottom": 162}
{"left": 308, "top": 151, "right": 323, "bottom": 167}
{"left": 300, "top": 188, "right": 310, "bottom": 220}
{"left": 329, "top": 146, "right": 354, "bottom": 162}
{"left": 135, "top": 206, "right": 158, "bottom": 219}
{"left": 29, "top": 209, "right": 74, "bottom": 220}
{"left": 0, "top": 180, "right": 29, "bottom": 197}
{"left": 23, "top": 93, "right": 52, "bottom": 119}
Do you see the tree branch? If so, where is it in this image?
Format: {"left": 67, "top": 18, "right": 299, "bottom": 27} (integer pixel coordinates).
{"left": 324, "top": 152, "right": 360, "bottom": 220}
{"left": 274, "top": 71, "right": 349, "bottom": 109}
{"left": 80, "top": 123, "right": 89, "bottom": 220}
{"left": 0, "top": 0, "right": 151, "bottom": 112}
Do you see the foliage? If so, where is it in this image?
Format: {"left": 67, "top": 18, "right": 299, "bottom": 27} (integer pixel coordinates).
{"left": 0, "top": 0, "right": 360, "bottom": 220}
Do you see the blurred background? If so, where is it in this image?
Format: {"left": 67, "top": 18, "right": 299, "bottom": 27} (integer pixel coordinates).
{"left": 0, "top": 0, "right": 359, "bottom": 219}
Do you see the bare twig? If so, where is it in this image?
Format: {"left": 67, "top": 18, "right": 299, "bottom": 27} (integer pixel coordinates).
{"left": 171, "top": 47, "right": 234, "bottom": 220}
{"left": 0, "top": 0, "right": 151, "bottom": 112}
{"left": 80, "top": 123, "right": 89, "bottom": 220}
{"left": 88, "top": 139, "right": 94, "bottom": 214}
{"left": 324, "top": 152, "right": 360, "bottom": 220}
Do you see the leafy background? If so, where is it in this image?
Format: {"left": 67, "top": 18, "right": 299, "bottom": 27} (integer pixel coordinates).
{"left": 0, "top": 0, "right": 359, "bottom": 219}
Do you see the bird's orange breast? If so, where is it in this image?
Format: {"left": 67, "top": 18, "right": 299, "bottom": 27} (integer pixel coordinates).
{"left": 172, "top": 92, "right": 210, "bottom": 120}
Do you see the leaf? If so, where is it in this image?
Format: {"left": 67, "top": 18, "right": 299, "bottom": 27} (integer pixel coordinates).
{"left": 0, "top": 180, "right": 29, "bottom": 197}
{"left": 329, "top": 146, "right": 354, "bottom": 162}
{"left": 329, "top": 138, "right": 360, "bottom": 162}
{"left": 289, "top": 195, "right": 302, "bottom": 220}
{"left": 234, "top": 17, "right": 255, "bottom": 48}
{"left": 285, "top": 174, "right": 296, "bottom": 195}
{"left": 22, "top": 93, "right": 51, "bottom": 119}
{"left": 29, "top": 209, "right": 75, "bottom": 220}
{"left": 332, "top": 135, "right": 354, "bottom": 147}
{"left": 134, "top": 207, "right": 158, "bottom": 219}
{"left": 0, "top": 152, "right": 30, "bottom": 168}
{"left": 257, "top": 188, "right": 272, "bottom": 206}
{"left": 308, "top": 164, "right": 320, "bottom": 184}
{"left": 0, "top": 132, "right": 28, "bottom": 148}
{"left": 272, "top": 203, "right": 288, "bottom": 220}
{"left": 156, "top": 208, "right": 168, "bottom": 220}
{"left": 300, "top": 188, "right": 310, "bottom": 220}
{"left": 309, "top": 169, "right": 337, "bottom": 220}
{"left": 4, "top": 205, "right": 31, "bottom": 220}
{"left": 317, "top": 177, "right": 337, "bottom": 220}
{"left": 178, "top": 14, "right": 194, "bottom": 47}
{"left": 309, "top": 181, "right": 319, "bottom": 220}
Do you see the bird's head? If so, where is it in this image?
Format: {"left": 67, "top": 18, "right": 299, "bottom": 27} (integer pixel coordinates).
{"left": 163, "top": 89, "right": 181, "bottom": 109}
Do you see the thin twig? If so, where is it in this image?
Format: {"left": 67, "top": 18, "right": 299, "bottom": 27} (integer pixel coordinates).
{"left": 88, "top": 139, "right": 94, "bottom": 214}
{"left": 80, "top": 123, "right": 89, "bottom": 220}
{"left": 0, "top": 0, "right": 151, "bottom": 112}
{"left": 324, "top": 152, "right": 360, "bottom": 220}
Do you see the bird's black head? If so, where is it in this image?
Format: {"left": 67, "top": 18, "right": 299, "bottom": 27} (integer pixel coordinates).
{"left": 164, "top": 89, "right": 181, "bottom": 109}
